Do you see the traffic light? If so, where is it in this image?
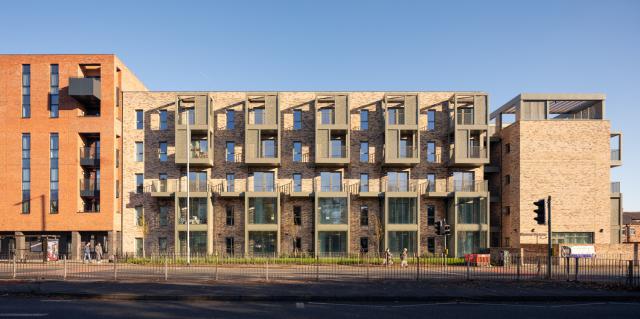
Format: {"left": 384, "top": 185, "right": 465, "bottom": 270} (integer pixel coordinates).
{"left": 443, "top": 224, "right": 451, "bottom": 236}
{"left": 533, "top": 199, "right": 546, "bottom": 225}
{"left": 435, "top": 220, "right": 442, "bottom": 235}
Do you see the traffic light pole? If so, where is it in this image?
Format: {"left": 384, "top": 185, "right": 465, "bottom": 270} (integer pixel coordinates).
{"left": 546, "top": 196, "right": 552, "bottom": 279}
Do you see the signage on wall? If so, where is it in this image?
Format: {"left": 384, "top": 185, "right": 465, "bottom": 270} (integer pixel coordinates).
{"left": 560, "top": 245, "right": 596, "bottom": 258}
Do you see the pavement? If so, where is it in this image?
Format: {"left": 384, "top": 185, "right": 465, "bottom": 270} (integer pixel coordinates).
{"left": 1, "top": 279, "right": 639, "bottom": 302}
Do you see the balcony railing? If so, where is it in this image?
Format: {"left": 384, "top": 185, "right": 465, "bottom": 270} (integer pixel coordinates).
{"left": 79, "top": 178, "right": 100, "bottom": 196}
{"left": 147, "top": 179, "right": 176, "bottom": 193}
{"left": 253, "top": 184, "right": 276, "bottom": 192}
{"left": 398, "top": 146, "right": 417, "bottom": 159}
{"left": 456, "top": 110, "right": 474, "bottom": 125}
{"left": 80, "top": 147, "right": 100, "bottom": 165}
{"left": 611, "top": 149, "right": 621, "bottom": 161}
{"left": 178, "top": 180, "right": 209, "bottom": 192}
{"left": 190, "top": 148, "right": 209, "bottom": 159}
{"left": 329, "top": 145, "right": 347, "bottom": 158}
{"left": 611, "top": 182, "right": 621, "bottom": 193}
{"left": 452, "top": 180, "right": 488, "bottom": 192}
{"left": 178, "top": 212, "right": 207, "bottom": 225}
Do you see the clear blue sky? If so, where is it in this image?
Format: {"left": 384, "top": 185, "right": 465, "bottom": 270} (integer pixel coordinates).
{"left": 2, "top": 0, "right": 638, "bottom": 209}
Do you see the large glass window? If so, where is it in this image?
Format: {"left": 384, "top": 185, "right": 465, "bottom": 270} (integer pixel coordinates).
{"left": 178, "top": 198, "right": 208, "bottom": 225}
{"left": 248, "top": 231, "right": 276, "bottom": 255}
{"left": 318, "top": 231, "right": 347, "bottom": 255}
{"left": 135, "top": 142, "right": 144, "bottom": 162}
{"left": 22, "top": 134, "right": 30, "bottom": 213}
{"left": 159, "top": 110, "right": 168, "bottom": 130}
{"left": 135, "top": 206, "right": 144, "bottom": 226}
{"left": 293, "top": 173, "right": 302, "bottom": 192}
{"left": 426, "top": 173, "right": 436, "bottom": 192}
{"left": 552, "top": 232, "right": 594, "bottom": 244}
{"left": 457, "top": 197, "right": 487, "bottom": 224}
{"left": 360, "top": 110, "right": 369, "bottom": 130}
{"left": 226, "top": 141, "right": 235, "bottom": 162}
{"left": 360, "top": 205, "right": 369, "bottom": 226}
{"left": 159, "top": 142, "right": 168, "bottom": 161}
{"left": 293, "top": 141, "right": 302, "bottom": 162}
{"left": 226, "top": 109, "right": 235, "bottom": 129}
{"left": 427, "top": 110, "right": 436, "bottom": 131}
{"left": 388, "top": 107, "right": 404, "bottom": 125}
{"left": 179, "top": 231, "right": 207, "bottom": 255}
{"left": 387, "top": 172, "right": 408, "bottom": 192}
{"left": 320, "top": 172, "right": 342, "bottom": 192}
{"left": 293, "top": 109, "right": 302, "bottom": 130}
{"left": 320, "top": 108, "right": 334, "bottom": 125}
{"left": 330, "top": 137, "right": 345, "bottom": 158}
{"left": 254, "top": 172, "right": 275, "bottom": 192}
{"left": 388, "top": 231, "right": 416, "bottom": 255}
{"left": 426, "top": 142, "right": 436, "bottom": 163}
{"left": 50, "top": 134, "right": 59, "bottom": 213}
{"left": 399, "top": 136, "right": 413, "bottom": 158}
{"left": 226, "top": 173, "right": 235, "bottom": 192}
{"left": 135, "top": 174, "right": 144, "bottom": 194}
{"left": 225, "top": 237, "right": 235, "bottom": 255}
{"left": 359, "top": 173, "right": 369, "bottom": 192}
{"left": 190, "top": 138, "right": 208, "bottom": 158}
{"left": 22, "top": 65, "right": 30, "bottom": 118}
{"left": 251, "top": 107, "right": 265, "bottom": 124}
{"left": 319, "top": 198, "right": 347, "bottom": 224}
{"left": 50, "top": 64, "right": 59, "bottom": 118}
{"left": 186, "top": 171, "right": 207, "bottom": 192}
{"left": 456, "top": 231, "right": 487, "bottom": 256}
{"left": 159, "top": 205, "right": 168, "bottom": 227}
{"left": 136, "top": 110, "right": 144, "bottom": 129}
{"left": 388, "top": 198, "right": 417, "bottom": 224}
{"left": 427, "top": 205, "right": 435, "bottom": 225}
{"left": 453, "top": 171, "right": 475, "bottom": 191}
{"left": 261, "top": 138, "right": 276, "bottom": 158}
{"left": 360, "top": 141, "right": 369, "bottom": 162}
{"left": 226, "top": 206, "right": 234, "bottom": 226}
{"left": 248, "top": 198, "right": 277, "bottom": 224}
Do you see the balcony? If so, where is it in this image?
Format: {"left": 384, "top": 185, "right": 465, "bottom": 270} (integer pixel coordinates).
{"left": 175, "top": 179, "right": 210, "bottom": 198}
{"left": 79, "top": 147, "right": 100, "bottom": 167}
{"left": 177, "top": 198, "right": 209, "bottom": 226}
{"left": 315, "top": 94, "right": 350, "bottom": 166}
{"left": 383, "top": 94, "right": 420, "bottom": 166}
{"left": 212, "top": 180, "right": 246, "bottom": 198}
{"left": 611, "top": 182, "right": 621, "bottom": 198}
{"left": 79, "top": 178, "right": 100, "bottom": 197}
{"left": 447, "top": 94, "right": 490, "bottom": 167}
{"left": 610, "top": 132, "right": 622, "bottom": 167}
{"left": 245, "top": 94, "right": 281, "bottom": 166}
{"left": 147, "top": 179, "right": 176, "bottom": 197}
{"left": 69, "top": 77, "right": 101, "bottom": 107}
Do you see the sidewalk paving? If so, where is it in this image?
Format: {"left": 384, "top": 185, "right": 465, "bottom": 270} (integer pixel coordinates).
{"left": 1, "top": 279, "right": 639, "bottom": 302}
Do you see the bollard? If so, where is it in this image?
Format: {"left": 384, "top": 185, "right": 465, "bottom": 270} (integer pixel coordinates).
{"left": 574, "top": 258, "right": 579, "bottom": 282}
{"left": 466, "top": 260, "right": 470, "bottom": 281}
{"left": 63, "top": 255, "right": 67, "bottom": 280}
{"left": 12, "top": 255, "right": 16, "bottom": 279}
{"left": 113, "top": 255, "right": 118, "bottom": 281}
{"left": 164, "top": 256, "right": 168, "bottom": 281}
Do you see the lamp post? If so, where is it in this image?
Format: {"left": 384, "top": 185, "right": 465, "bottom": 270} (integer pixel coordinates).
{"left": 186, "top": 106, "right": 191, "bottom": 265}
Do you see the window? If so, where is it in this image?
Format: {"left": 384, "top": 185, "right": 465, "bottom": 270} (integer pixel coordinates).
{"left": 330, "top": 136, "right": 344, "bottom": 158}
{"left": 159, "top": 237, "right": 167, "bottom": 253}
{"left": 294, "top": 206, "right": 302, "bottom": 225}
{"left": 251, "top": 107, "right": 265, "bottom": 124}
{"left": 135, "top": 174, "right": 144, "bottom": 194}
{"left": 225, "top": 237, "right": 235, "bottom": 255}
{"left": 254, "top": 171, "right": 275, "bottom": 192}
{"left": 22, "top": 65, "right": 30, "bottom": 118}
{"left": 159, "top": 205, "right": 168, "bottom": 227}
{"left": 320, "top": 171, "right": 342, "bottom": 192}
{"left": 388, "top": 107, "right": 404, "bottom": 125}
{"left": 319, "top": 198, "right": 347, "bottom": 224}
{"left": 320, "top": 108, "right": 334, "bottom": 124}
{"left": 293, "top": 109, "right": 302, "bottom": 130}
{"left": 359, "top": 173, "right": 369, "bottom": 192}
{"left": 387, "top": 171, "right": 408, "bottom": 192}
{"left": 505, "top": 143, "right": 511, "bottom": 153}
{"left": 50, "top": 133, "right": 59, "bottom": 213}
{"left": 427, "top": 205, "right": 435, "bottom": 225}
{"left": 135, "top": 142, "right": 144, "bottom": 162}
{"left": 360, "top": 205, "right": 369, "bottom": 226}
{"left": 427, "top": 237, "right": 435, "bottom": 254}
{"left": 135, "top": 238, "right": 143, "bottom": 257}
{"left": 135, "top": 206, "right": 144, "bottom": 226}
{"left": 293, "top": 173, "right": 302, "bottom": 192}
{"left": 360, "top": 237, "right": 369, "bottom": 253}
{"left": 552, "top": 232, "right": 594, "bottom": 244}
{"left": 426, "top": 142, "right": 436, "bottom": 163}
{"left": 226, "top": 173, "right": 235, "bottom": 192}
{"left": 136, "top": 110, "right": 144, "bottom": 129}
{"left": 226, "top": 206, "right": 234, "bottom": 226}
{"left": 505, "top": 174, "right": 511, "bottom": 185}
{"left": 159, "top": 110, "right": 168, "bottom": 130}
{"left": 293, "top": 141, "right": 302, "bottom": 162}
{"left": 294, "top": 237, "right": 302, "bottom": 251}
{"left": 226, "top": 142, "right": 235, "bottom": 162}
{"left": 226, "top": 109, "right": 235, "bottom": 129}
{"left": 261, "top": 138, "right": 276, "bottom": 158}
{"left": 388, "top": 198, "right": 417, "bottom": 224}
{"left": 360, "top": 110, "right": 369, "bottom": 130}
{"left": 360, "top": 142, "right": 369, "bottom": 162}
{"left": 158, "top": 142, "right": 167, "bottom": 162}
{"left": 426, "top": 173, "right": 436, "bottom": 192}
{"left": 116, "top": 180, "right": 120, "bottom": 198}
{"left": 427, "top": 110, "right": 436, "bottom": 131}
{"left": 22, "top": 133, "right": 30, "bottom": 214}
{"left": 50, "top": 64, "right": 59, "bottom": 118}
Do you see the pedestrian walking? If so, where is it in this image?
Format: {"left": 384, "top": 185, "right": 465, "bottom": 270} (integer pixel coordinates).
{"left": 95, "top": 242, "right": 103, "bottom": 263}
{"left": 400, "top": 248, "right": 408, "bottom": 268}
{"left": 383, "top": 248, "right": 393, "bottom": 266}
{"left": 83, "top": 242, "right": 92, "bottom": 263}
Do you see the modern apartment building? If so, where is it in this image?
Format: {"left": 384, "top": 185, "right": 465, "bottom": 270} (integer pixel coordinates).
{"left": 0, "top": 54, "right": 624, "bottom": 259}
{"left": 0, "top": 54, "right": 146, "bottom": 259}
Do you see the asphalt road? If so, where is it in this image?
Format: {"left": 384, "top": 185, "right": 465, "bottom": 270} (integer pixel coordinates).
{"left": 1, "top": 298, "right": 640, "bottom": 318}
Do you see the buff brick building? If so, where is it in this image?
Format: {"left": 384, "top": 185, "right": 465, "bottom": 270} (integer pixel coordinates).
{"left": 0, "top": 54, "right": 625, "bottom": 259}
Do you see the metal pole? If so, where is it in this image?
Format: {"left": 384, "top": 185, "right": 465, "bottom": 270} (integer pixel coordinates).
{"left": 215, "top": 254, "right": 219, "bottom": 281}
{"left": 12, "top": 254, "right": 16, "bottom": 279}
{"left": 63, "top": 255, "right": 67, "bottom": 280}
{"left": 265, "top": 255, "right": 269, "bottom": 281}
{"left": 316, "top": 254, "right": 320, "bottom": 281}
{"left": 186, "top": 108, "right": 191, "bottom": 266}
{"left": 164, "top": 255, "right": 168, "bottom": 281}
{"left": 547, "top": 196, "right": 552, "bottom": 279}
{"left": 416, "top": 254, "right": 420, "bottom": 281}
{"left": 574, "top": 257, "right": 579, "bottom": 282}
{"left": 113, "top": 255, "right": 118, "bottom": 281}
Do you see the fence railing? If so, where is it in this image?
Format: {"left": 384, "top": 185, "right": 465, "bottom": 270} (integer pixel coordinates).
{"left": 0, "top": 254, "right": 637, "bottom": 287}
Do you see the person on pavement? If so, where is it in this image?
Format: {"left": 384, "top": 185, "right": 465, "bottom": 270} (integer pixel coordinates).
{"left": 400, "top": 248, "right": 408, "bottom": 268}
{"left": 95, "top": 242, "right": 103, "bottom": 263}
{"left": 83, "top": 242, "right": 92, "bottom": 263}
